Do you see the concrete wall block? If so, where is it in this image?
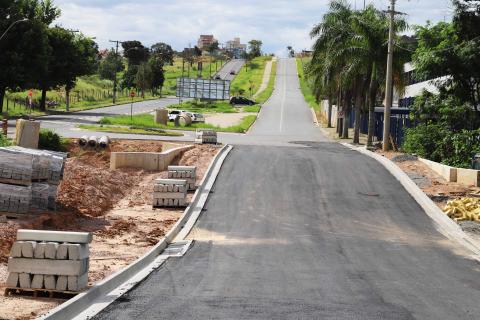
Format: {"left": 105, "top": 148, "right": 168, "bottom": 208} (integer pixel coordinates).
{"left": 19, "top": 273, "right": 32, "bottom": 289}
{"left": 153, "top": 192, "right": 187, "bottom": 199}
{"left": 8, "top": 257, "right": 89, "bottom": 276}
{"left": 419, "top": 158, "right": 457, "bottom": 182}
{"left": 45, "top": 242, "right": 59, "bottom": 259}
{"left": 34, "top": 242, "right": 47, "bottom": 259}
{"left": 44, "top": 275, "right": 56, "bottom": 290}
{"left": 56, "top": 275, "right": 67, "bottom": 291}
{"left": 6, "top": 272, "right": 19, "bottom": 287}
{"left": 68, "top": 244, "right": 89, "bottom": 261}
{"left": 17, "top": 229, "right": 93, "bottom": 244}
{"left": 457, "top": 168, "right": 480, "bottom": 187}
{"left": 56, "top": 243, "right": 69, "bottom": 260}
{"left": 67, "top": 273, "right": 88, "bottom": 292}
{"left": 21, "top": 241, "right": 37, "bottom": 258}
{"left": 155, "top": 179, "right": 187, "bottom": 186}
{"left": 31, "top": 274, "right": 44, "bottom": 289}
{"left": 10, "top": 241, "right": 23, "bottom": 258}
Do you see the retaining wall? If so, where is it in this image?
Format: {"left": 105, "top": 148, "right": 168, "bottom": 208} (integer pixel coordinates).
{"left": 457, "top": 168, "right": 480, "bottom": 187}
{"left": 110, "top": 145, "right": 194, "bottom": 171}
{"left": 418, "top": 157, "right": 457, "bottom": 182}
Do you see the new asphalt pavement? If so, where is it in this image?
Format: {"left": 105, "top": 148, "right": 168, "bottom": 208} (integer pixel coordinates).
{"left": 94, "top": 59, "right": 480, "bottom": 319}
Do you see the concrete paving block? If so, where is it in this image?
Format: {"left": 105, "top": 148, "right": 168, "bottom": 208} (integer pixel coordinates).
{"left": 8, "top": 257, "right": 89, "bottom": 276}
{"left": 6, "top": 272, "right": 19, "bottom": 287}
{"left": 34, "top": 242, "right": 47, "bottom": 259}
{"left": 56, "top": 243, "right": 69, "bottom": 260}
{"left": 10, "top": 241, "right": 23, "bottom": 258}
{"left": 56, "top": 275, "right": 67, "bottom": 291}
{"left": 67, "top": 273, "right": 88, "bottom": 292}
{"left": 21, "top": 241, "right": 37, "bottom": 258}
{"left": 155, "top": 179, "right": 187, "bottom": 186}
{"left": 19, "top": 273, "right": 32, "bottom": 289}
{"left": 44, "top": 275, "right": 56, "bottom": 290}
{"left": 68, "top": 244, "right": 89, "bottom": 260}
{"left": 17, "top": 229, "right": 93, "bottom": 244}
{"left": 44, "top": 242, "right": 58, "bottom": 259}
{"left": 31, "top": 274, "right": 44, "bottom": 289}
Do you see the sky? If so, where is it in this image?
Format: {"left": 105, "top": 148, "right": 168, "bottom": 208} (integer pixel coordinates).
{"left": 54, "top": 0, "right": 455, "bottom": 56}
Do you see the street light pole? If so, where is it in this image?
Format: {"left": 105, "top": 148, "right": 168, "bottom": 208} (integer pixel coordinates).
{"left": 0, "top": 18, "right": 28, "bottom": 41}
{"left": 382, "top": 0, "right": 396, "bottom": 151}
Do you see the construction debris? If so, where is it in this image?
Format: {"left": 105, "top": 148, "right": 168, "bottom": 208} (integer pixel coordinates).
{"left": 195, "top": 129, "right": 217, "bottom": 144}
{"left": 168, "top": 166, "right": 196, "bottom": 190}
{"left": 443, "top": 198, "right": 480, "bottom": 222}
{"left": 153, "top": 179, "right": 188, "bottom": 207}
{"left": 0, "top": 147, "right": 67, "bottom": 213}
{"left": 6, "top": 229, "right": 92, "bottom": 293}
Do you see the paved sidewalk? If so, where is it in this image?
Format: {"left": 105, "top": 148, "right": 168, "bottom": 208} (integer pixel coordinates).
{"left": 253, "top": 58, "right": 276, "bottom": 98}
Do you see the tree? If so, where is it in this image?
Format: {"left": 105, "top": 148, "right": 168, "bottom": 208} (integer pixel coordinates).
{"left": 148, "top": 55, "right": 165, "bottom": 96}
{"left": 206, "top": 41, "right": 219, "bottom": 55}
{"left": 151, "top": 42, "right": 174, "bottom": 66}
{"left": 98, "top": 49, "right": 124, "bottom": 81}
{"left": 135, "top": 63, "right": 153, "bottom": 98}
{"left": 122, "top": 40, "right": 149, "bottom": 89}
{"left": 248, "top": 40, "right": 262, "bottom": 58}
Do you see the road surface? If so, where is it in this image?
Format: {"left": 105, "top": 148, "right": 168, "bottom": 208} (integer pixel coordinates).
{"left": 214, "top": 59, "right": 245, "bottom": 81}
{"left": 95, "top": 59, "right": 480, "bottom": 320}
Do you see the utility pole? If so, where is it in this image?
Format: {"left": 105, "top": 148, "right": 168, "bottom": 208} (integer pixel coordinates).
{"left": 109, "top": 40, "right": 122, "bottom": 104}
{"left": 382, "top": 0, "right": 396, "bottom": 151}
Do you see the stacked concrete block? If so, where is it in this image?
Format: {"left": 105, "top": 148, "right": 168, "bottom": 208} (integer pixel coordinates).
{"left": 168, "top": 166, "right": 196, "bottom": 191}
{"left": 0, "top": 147, "right": 67, "bottom": 213}
{"left": 153, "top": 179, "right": 188, "bottom": 207}
{"left": 195, "top": 129, "right": 217, "bottom": 144}
{"left": 7, "top": 229, "right": 92, "bottom": 293}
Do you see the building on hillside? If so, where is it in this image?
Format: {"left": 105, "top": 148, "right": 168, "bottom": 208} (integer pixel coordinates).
{"left": 197, "top": 35, "right": 217, "bottom": 50}
{"left": 225, "top": 37, "right": 247, "bottom": 59}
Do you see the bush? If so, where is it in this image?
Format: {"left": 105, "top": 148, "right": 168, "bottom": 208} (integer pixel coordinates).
{"left": 38, "top": 129, "right": 65, "bottom": 151}
{"left": 0, "top": 133, "right": 11, "bottom": 147}
{"left": 403, "top": 124, "right": 480, "bottom": 168}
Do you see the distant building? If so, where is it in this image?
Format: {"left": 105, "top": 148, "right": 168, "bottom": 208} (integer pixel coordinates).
{"left": 197, "top": 35, "right": 217, "bottom": 49}
{"left": 225, "top": 37, "right": 247, "bottom": 59}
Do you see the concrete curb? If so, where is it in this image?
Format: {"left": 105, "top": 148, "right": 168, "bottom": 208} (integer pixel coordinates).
{"left": 341, "top": 143, "right": 480, "bottom": 260}
{"left": 39, "top": 144, "right": 233, "bottom": 320}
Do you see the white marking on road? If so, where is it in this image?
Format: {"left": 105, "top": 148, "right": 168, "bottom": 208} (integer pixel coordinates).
{"left": 279, "top": 60, "right": 287, "bottom": 132}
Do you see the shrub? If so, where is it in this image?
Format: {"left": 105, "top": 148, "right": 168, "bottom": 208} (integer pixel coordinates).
{"left": 0, "top": 133, "right": 11, "bottom": 147}
{"left": 38, "top": 129, "right": 65, "bottom": 151}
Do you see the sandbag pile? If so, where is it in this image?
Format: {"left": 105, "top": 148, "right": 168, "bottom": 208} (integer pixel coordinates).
{"left": 153, "top": 179, "right": 188, "bottom": 207}
{"left": 195, "top": 129, "right": 217, "bottom": 144}
{"left": 0, "top": 146, "right": 67, "bottom": 213}
{"left": 443, "top": 197, "right": 480, "bottom": 222}
{"left": 168, "top": 166, "right": 196, "bottom": 191}
{"left": 7, "top": 229, "right": 92, "bottom": 293}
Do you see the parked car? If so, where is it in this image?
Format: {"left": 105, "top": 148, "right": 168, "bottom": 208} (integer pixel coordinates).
{"left": 230, "top": 96, "right": 255, "bottom": 106}
{"left": 229, "top": 70, "right": 236, "bottom": 75}
{"left": 184, "top": 112, "right": 205, "bottom": 123}
{"left": 214, "top": 75, "right": 221, "bottom": 80}
{"left": 168, "top": 110, "right": 183, "bottom": 121}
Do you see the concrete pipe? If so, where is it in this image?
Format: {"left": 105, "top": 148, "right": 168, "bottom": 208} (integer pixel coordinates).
{"left": 99, "top": 136, "right": 110, "bottom": 148}
{"left": 79, "top": 136, "right": 88, "bottom": 147}
{"left": 88, "top": 136, "right": 98, "bottom": 148}
{"left": 174, "top": 114, "right": 192, "bottom": 127}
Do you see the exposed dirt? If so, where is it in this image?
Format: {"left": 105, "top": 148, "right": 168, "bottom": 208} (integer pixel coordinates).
{"left": 0, "top": 140, "right": 219, "bottom": 320}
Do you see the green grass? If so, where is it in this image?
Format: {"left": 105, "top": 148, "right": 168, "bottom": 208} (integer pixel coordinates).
{"left": 100, "top": 113, "right": 257, "bottom": 133}
{"left": 167, "top": 100, "right": 237, "bottom": 113}
{"left": 295, "top": 57, "right": 319, "bottom": 111}
{"left": 242, "top": 105, "right": 261, "bottom": 113}
{"left": 231, "top": 56, "right": 272, "bottom": 98}
{"left": 78, "top": 124, "right": 184, "bottom": 136}
{"left": 255, "top": 60, "right": 277, "bottom": 104}
{"left": 0, "top": 133, "right": 11, "bottom": 147}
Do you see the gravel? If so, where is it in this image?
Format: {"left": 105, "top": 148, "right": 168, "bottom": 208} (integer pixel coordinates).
{"left": 407, "top": 172, "right": 431, "bottom": 188}
{"left": 392, "top": 154, "right": 418, "bottom": 162}
{"left": 458, "top": 221, "right": 480, "bottom": 234}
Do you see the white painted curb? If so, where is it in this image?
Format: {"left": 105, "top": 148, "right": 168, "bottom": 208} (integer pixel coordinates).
{"left": 342, "top": 143, "right": 480, "bottom": 260}
{"left": 39, "top": 144, "right": 233, "bottom": 320}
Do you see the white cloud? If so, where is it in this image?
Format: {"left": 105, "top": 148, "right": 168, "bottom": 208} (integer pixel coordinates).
{"left": 54, "top": 0, "right": 454, "bottom": 54}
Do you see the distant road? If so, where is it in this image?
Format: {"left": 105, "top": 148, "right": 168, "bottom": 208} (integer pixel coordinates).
{"left": 213, "top": 59, "right": 245, "bottom": 81}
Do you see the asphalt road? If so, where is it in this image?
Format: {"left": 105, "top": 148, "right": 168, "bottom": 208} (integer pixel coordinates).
{"left": 214, "top": 59, "right": 245, "bottom": 81}
{"left": 95, "top": 59, "right": 480, "bottom": 319}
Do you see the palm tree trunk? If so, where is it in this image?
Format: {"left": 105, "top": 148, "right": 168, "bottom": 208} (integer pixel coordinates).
{"left": 353, "top": 88, "right": 362, "bottom": 144}
{"left": 367, "top": 63, "right": 377, "bottom": 147}
{"left": 342, "top": 92, "right": 350, "bottom": 139}
{"left": 327, "top": 94, "right": 333, "bottom": 128}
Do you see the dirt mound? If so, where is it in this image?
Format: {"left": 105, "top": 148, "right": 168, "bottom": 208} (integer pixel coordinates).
{"left": 98, "top": 219, "right": 137, "bottom": 238}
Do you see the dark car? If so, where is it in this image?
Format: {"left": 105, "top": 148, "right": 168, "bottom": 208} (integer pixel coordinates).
{"left": 214, "top": 75, "right": 221, "bottom": 80}
{"left": 229, "top": 70, "right": 236, "bottom": 75}
{"left": 230, "top": 96, "right": 255, "bottom": 106}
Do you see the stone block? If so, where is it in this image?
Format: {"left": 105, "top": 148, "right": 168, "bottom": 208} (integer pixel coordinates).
{"left": 17, "top": 229, "right": 93, "bottom": 244}
{"left": 10, "top": 241, "right": 23, "bottom": 258}
{"left": 21, "top": 241, "right": 37, "bottom": 258}
{"left": 6, "top": 272, "right": 19, "bottom": 287}
{"left": 34, "top": 242, "right": 47, "bottom": 259}
{"left": 457, "top": 168, "right": 480, "bottom": 187}
{"left": 19, "top": 273, "right": 32, "bottom": 289}
{"left": 56, "top": 243, "right": 68, "bottom": 259}
{"left": 44, "top": 275, "right": 56, "bottom": 290}
{"left": 8, "top": 257, "right": 89, "bottom": 276}
{"left": 56, "top": 275, "right": 67, "bottom": 291}
{"left": 67, "top": 273, "right": 88, "bottom": 292}
{"left": 45, "top": 242, "right": 59, "bottom": 259}
{"left": 31, "top": 274, "right": 44, "bottom": 289}
{"left": 68, "top": 244, "right": 89, "bottom": 260}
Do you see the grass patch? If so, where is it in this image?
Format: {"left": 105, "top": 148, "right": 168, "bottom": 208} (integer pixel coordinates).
{"left": 231, "top": 56, "right": 272, "bottom": 98}
{"left": 243, "top": 105, "right": 261, "bottom": 113}
{"left": 295, "top": 57, "right": 319, "bottom": 111}
{"left": 255, "top": 60, "right": 277, "bottom": 104}
{"left": 0, "top": 133, "right": 11, "bottom": 147}
{"left": 100, "top": 113, "right": 257, "bottom": 133}
{"left": 167, "top": 100, "right": 237, "bottom": 113}
{"left": 78, "top": 124, "right": 184, "bottom": 136}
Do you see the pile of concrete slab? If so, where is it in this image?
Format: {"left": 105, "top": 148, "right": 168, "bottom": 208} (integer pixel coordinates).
{"left": 195, "top": 129, "right": 217, "bottom": 144}
{"left": 168, "top": 166, "right": 196, "bottom": 191}
{"left": 0, "top": 146, "right": 67, "bottom": 213}
{"left": 153, "top": 179, "right": 188, "bottom": 207}
{"left": 7, "top": 229, "right": 92, "bottom": 293}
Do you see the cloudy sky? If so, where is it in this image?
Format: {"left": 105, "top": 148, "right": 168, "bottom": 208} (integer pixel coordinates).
{"left": 54, "top": 0, "right": 454, "bottom": 56}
